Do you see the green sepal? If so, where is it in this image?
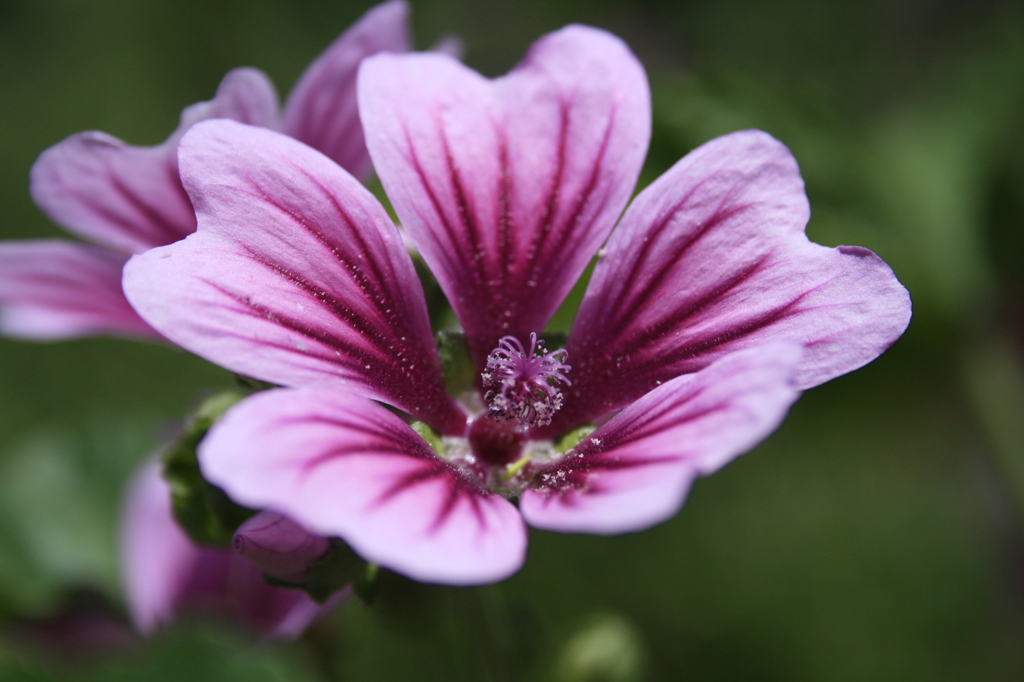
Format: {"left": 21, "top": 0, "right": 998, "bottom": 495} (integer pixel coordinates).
{"left": 409, "top": 249, "right": 453, "bottom": 330}
{"left": 260, "top": 574, "right": 303, "bottom": 591}
{"left": 305, "top": 539, "right": 380, "bottom": 605}
{"left": 554, "top": 423, "right": 597, "bottom": 454}
{"left": 436, "top": 331, "right": 475, "bottom": 395}
{"left": 540, "top": 331, "right": 568, "bottom": 351}
{"left": 161, "top": 390, "right": 256, "bottom": 547}
{"left": 233, "top": 374, "right": 276, "bottom": 391}
{"left": 411, "top": 421, "right": 444, "bottom": 457}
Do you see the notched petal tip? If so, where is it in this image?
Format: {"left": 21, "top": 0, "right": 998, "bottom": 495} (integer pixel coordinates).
{"left": 360, "top": 23, "right": 651, "bottom": 372}
{"left": 791, "top": 242, "right": 912, "bottom": 388}
{"left": 29, "top": 130, "right": 195, "bottom": 253}
{"left": 129, "top": 120, "right": 464, "bottom": 432}
{"left": 560, "top": 129, "right": 908, "bottom": 426}
{"left": 178, "top": 67, "right": 281, "bottom": 134}
{"left": 29, "top": 66, "right": 283, "bottom": 255}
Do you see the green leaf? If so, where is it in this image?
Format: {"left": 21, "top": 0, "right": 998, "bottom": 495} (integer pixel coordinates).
{"left": 0, "top": 419, "right": 156, "bottom": 616}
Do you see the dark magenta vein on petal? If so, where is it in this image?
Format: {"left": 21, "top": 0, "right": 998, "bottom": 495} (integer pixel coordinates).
{"left": 427, "top": 478, "right": 487, "bottom": 535}
{"left": 398, "top": 121, "right": 469, "bottom": 290}
{"left": 294, "top": 69, "right": 358, "bottom": 150}
{"left": 280, "top": 412, "right": 438, "bottom": 459}
{"left": 297, "top": 444, "right": 413, "bottom": 477}
{"left": 495, "top": 133, "right": 513, "bottom": 299}
{"left": 64, "top": 185, "right": 171, "bottom": 252}
{"left": 438, "top": 119, "right": 487, "bottom": 292}
{"left": 234, "top": 248, "right": 395, "bottom": 360}
{"left": 532, "top": 385, "right": 728, "bottom": 495}
{"left": 608, "top": 403, "right": 733, "bottom": 452}
{"left": 532, "top": 101, "right": 617, "bottom": 297}
{"left": 602, "top": 178, "right": 742, "bottom": 323}
{"left": 531, "top": 452, "right": 678, "bottom": 497}
{"left": 525, "top": 100, "right": 569, "bottom": 276}
{"left": 228, "top": 172, "right": 434, "bottom": 369}
{"left": 237, "top": 176, "right": 395, "bottom": 321}
{"left": 217, "top": 240, "right": 464, "bottom": 430}
{"left": 640, "top": 296, "right": 799, "bottom": 383}
{"left": 202, "top": 280, "right": 378, "bottom": 374}
{"left": 287, "top": 165, "right": 396, "bottom": 307}
{"left": 614, "top": 252, "right": 775, "bottom": 356}
{"left": 374, "top": 464, "right": 490, "bottom": 534}
{"left": 610, "top": 204, "right": 750, "bottom": 326}
{"left": 106, "top": 170, "right": 192, "bottom": 247}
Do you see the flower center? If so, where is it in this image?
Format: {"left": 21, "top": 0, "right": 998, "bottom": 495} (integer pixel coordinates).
{"left": 481, "top": 332, "right": 571, "bottom": 431}
{"left": 467, "top": 415, "right": 524, "bottom": 467}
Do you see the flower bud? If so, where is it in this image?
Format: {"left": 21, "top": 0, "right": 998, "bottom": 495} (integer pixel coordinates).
{"left": 232, "top": 511, "right": 331, "bottom": 583}
{"left": 122, "top": 460, "right": 335, "bottom": 638}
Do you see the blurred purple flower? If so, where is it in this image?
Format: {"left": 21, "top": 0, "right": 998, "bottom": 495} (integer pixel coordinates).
{"left": 121, "top": 459, "right": 341, "bottom": 638}
{"left": 0, "top": 0, "right": 411, "bottom": 341}
{"left": 123, "top": 26, "right": 911, "bottom": 584}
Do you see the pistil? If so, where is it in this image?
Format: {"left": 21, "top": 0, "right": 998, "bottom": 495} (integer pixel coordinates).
{"left": 481, "top": 333, "right": 571, "bottom": 430}
{"left": 467, "top": 415, "right": 524, "bottom": 466}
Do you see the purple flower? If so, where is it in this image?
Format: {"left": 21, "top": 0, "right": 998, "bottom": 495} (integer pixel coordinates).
{"left": 0, "top": 1, "right": 411, "bottom": 341}
{"left": 123, "top": 26, "right": 911, "bottom": 584}
{"left": 120, "top": 460, "right": 341, "bottom": 638}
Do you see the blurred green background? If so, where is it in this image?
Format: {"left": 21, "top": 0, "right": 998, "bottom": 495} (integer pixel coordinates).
{"left": 2, "top": 0, "right": 1024, "bottom": 679}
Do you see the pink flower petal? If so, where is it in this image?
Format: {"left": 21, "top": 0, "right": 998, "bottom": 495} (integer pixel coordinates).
{"left": 557, "top": 130, "right": 911, "bottom": 428}
{"left": 360, "top": 25, "right": 650, "bottom": 368}
{"left": 199, "top": 388, "right": 528, "bottom": 585}
{"left": 0, "top": 241, "right": 158, "bottom": 340}
{"left": 120, "top": 459, "right": 331, "bottom": 638}
{"left": 284, "top": 0, "right": 411, "bottom": 178}
{"left": 124, "top": 120, "right": 465, "bottom": 434}
{"left": 30, "top": 132, "right": 193, "bottom": 254}
{"left": 521, "top": 343, "right": 802, "bottom": 534}
{"left": 177, "top": 67, "right": 281, "bottom": 134}
{"left": 121, "top": 459, "right": 199, "bottom": 634}
{"left": 30, "top": 68, "right": 279, "bottom": 254}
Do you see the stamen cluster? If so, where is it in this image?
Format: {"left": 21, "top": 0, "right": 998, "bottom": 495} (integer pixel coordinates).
{"left": 482, "top": 333, "right": 571, "bottom": 430}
